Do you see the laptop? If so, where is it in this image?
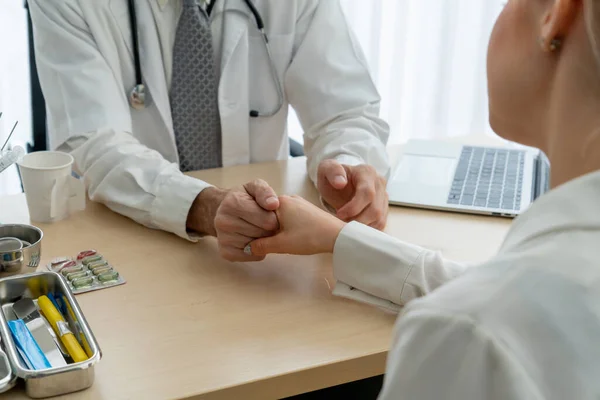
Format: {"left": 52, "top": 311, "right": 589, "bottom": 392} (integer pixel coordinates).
{"left": 387, "top": 139, "right": 550, "bottom": 217}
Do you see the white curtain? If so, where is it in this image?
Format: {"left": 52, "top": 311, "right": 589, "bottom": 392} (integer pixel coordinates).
{"left": 0, "top": 0, "right": 31, "bottom": 196}
{"left": 288, "top": 0, "right": 506, "bottom": 146}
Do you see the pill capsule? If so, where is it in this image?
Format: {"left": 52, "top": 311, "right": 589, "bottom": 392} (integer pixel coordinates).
{"left": 82, "top": 255, "right": 103, "bottom": 265}
{"left": 92, "top": 266, "right": 113, "bottom": 276}
{"left": 98, "top": 271, "right": 119, "bottom": 283}
{"left": 77, "top": 250, "right": 97, "bottom": 260}
{"left": 67, "top": 270, "right": 91, "bottom": 281}
{"left": 88, "top": 260, "right": 108, "bottom": 270}
{"left": 61, "top": 265, "right": 84, "bottom": 276}
{"left": 72, "top": 276, "right": 94, "bottom": 289}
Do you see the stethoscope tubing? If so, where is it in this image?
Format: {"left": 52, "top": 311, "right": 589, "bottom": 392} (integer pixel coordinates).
{"left": 128, "top": 0, "right": 284, "bottom": 117}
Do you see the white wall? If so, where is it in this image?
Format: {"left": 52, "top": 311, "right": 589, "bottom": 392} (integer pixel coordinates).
{"left": 0, "top": 0, "right": 31, "bottom": 195}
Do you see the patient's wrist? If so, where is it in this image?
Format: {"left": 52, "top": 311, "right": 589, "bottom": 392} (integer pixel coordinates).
{"left": 186, "top": 187, "right": 228, "bottom": 236}
{"left": 322, "top": 218, "right": 346, "bottom": 253}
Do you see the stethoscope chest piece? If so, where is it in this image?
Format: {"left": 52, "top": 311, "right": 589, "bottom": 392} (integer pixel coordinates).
{"left": 130, "top": 84, "right": 146, "bottom": 110}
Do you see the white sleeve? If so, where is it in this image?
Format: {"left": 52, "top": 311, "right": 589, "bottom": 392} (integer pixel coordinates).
{"left": 285, "top": 0, "right": 390, "bottom": 184}
{"left": 332, "top": 222, "right": 467, "bottom": 311}
{"left": 29, "top": 0, "right": 210, "bottom": 240}
{"left": 379, "top": 308, "right": 535, "bottom": 400}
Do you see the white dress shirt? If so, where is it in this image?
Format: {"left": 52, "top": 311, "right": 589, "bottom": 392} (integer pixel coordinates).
{"left": 333, "top": 170, "right": 600, "bottom": 399}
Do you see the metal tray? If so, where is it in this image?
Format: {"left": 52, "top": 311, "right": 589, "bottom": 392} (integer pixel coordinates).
{"left": 0, "top": 271, "right": 101, "bottom": 398}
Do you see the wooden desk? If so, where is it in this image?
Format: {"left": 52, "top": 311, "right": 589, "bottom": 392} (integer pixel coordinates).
{"left": 0, "top": 151, "right": 511, "bottom": 400}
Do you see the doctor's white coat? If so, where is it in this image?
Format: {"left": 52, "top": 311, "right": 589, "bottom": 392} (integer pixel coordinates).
{"left": 28, "top": 0, "right": 390, "bottom": 238}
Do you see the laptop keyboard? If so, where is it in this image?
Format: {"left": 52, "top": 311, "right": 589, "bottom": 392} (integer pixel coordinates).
{"left": 447, "top": 146, "right": 525, "bottom": 210}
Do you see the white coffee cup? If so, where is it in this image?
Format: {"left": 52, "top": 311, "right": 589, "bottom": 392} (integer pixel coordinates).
{"left": 17, "top": 151, "right": 86, "bottom": 223}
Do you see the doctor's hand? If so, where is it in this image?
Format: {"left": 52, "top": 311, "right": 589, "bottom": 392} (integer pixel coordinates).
{"left": 249, "top": 195, "right": 346, "bottom": 256}
{"left": 317, "top": 160, "right": 389, "bottom": 230}
{"left": 187, "top": 180, "right": 280, "bottom": 262}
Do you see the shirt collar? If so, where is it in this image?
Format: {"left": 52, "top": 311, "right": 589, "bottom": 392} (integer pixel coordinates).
{"left": 500, "top": 169, "right": 600, "bottom": 252}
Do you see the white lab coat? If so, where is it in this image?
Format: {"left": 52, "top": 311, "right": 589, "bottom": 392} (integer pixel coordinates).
{"left": 333, "top": 171, "right": 600, "bottom": 399}
{"left": 28, "top": 0, "right": 389, "bottom": 239}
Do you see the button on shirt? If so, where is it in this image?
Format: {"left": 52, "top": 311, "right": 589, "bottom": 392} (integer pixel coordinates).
{"left": 333, "top": 171, "right": 600, "bottom": 399}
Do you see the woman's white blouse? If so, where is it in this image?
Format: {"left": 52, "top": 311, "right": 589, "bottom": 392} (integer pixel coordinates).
{"left": 333, "top": 171, "right": 600, "bottom": 399}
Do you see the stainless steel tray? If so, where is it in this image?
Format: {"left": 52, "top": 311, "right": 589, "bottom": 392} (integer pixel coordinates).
{"left": 0, "top": 348, "right": 17, "bottom": 394}
{"left": 0, "top": 271, "right": 102, "bottom": 398}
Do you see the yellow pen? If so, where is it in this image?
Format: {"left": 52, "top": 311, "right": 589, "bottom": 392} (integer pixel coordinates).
{"left": 62, "top": 294, "right": 93, "bottom": 358}
{"left": 37, "top": 296, "right": 88, "bottom": 363}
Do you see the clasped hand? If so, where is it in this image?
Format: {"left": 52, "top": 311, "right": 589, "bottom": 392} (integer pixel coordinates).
{"left": 214, "top": 179, "right": 280, "bottom": 261}
{"left": 209, "top": 160, "right": 388, "bottom": 262}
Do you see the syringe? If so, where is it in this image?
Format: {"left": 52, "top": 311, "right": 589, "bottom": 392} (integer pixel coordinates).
{"left": 0, "top": 146, "right": 24, "bottom": 174}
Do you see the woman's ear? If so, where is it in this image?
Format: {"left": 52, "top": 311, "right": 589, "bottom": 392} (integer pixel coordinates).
{"left": 539, "top": 0, "right": 580, "bottom": 51}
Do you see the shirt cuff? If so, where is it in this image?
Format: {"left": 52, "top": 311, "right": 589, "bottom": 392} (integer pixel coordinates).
{"left": 151, "top": 173, "right": 212, "bottom": 241}
{"left": 334, "top": 154, "right": 365, "bottom": 167}
{"left": 332, "top": 221, "right": 426, "bottom": 308}
{"left": 332, "top": 282, "right": 401, "bottom": 313}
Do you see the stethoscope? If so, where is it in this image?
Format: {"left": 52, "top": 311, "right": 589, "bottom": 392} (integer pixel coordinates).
{"left": 127, "top": 0, "right": 284, "bottom": 118}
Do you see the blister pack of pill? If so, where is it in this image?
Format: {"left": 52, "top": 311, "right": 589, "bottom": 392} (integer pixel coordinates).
{"left": 46, "top": 250, "right": 126, "bottom": 294}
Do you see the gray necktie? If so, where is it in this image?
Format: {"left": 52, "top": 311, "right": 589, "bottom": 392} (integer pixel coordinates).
{"left": 170, "top": 0, "right": 222, "bottom": 172}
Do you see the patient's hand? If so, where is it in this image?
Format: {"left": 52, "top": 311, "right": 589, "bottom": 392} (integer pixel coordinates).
{"left": 249, "top": 195, "right": 346, "bottom": 256}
